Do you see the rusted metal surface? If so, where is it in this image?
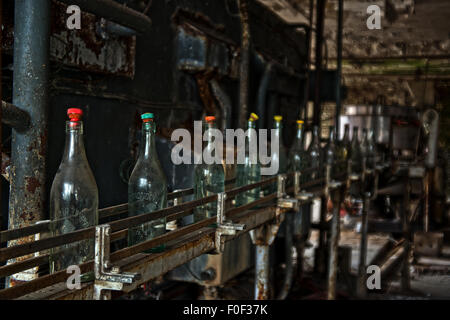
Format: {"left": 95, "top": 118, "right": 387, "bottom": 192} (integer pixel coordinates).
{"left": 313, "top": 0, "right": 326, "bottom": 126}
{"left": 0, "top": 0, "right": 3, "bottom": 234}
{"left": 238, "top": 0, "right": 250, "bottom": 129}
{"left": 3, "top": 205, "right": 279, "bottom": 299}
{"left": 8, "top": 0, "right": 51, "bottom": 285}
{"left": 1, "top": 101, "right": 31, "bottom": 132}
{"left": 255, "top": 245, "right": 270, "bottom": 300}
{"left": 57, "top": 0, "right": 152, "bottom": 34}
{"left": 326, "top": 187, "right": 343, "bottom": 300}
{"left": 50, "top": 1, "right": 136, "bottom": 78}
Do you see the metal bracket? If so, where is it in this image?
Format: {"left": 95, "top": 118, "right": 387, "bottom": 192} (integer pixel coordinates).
{"left": 93, "top": 224, "right": 141, "bottom": 300}
{"left": 213, "top": 192, "right": 245, "bottom": 254}
{"left": 277, "top": 174, "right": 287, "bottom": 198}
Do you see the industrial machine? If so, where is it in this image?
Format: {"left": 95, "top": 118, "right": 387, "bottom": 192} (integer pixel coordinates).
{"left": 0, "top": 0, "right": 448, "bottom": 301}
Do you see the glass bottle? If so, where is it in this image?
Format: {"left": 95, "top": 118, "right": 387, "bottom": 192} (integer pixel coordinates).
{"left": 287, "top": 120, "right": 305, "bottom": 174}
{"left": 350, "top": 127, "right": 363, "bottom": 175}
{"left": 367, "top": 129, "right": 377, "bottom": 170}
{"left": 267, "top": 115, "right": 288, "bottom": 194}
{"left": 323, "top": 126, "right": 337, "bottom": 179}
{"left": 336, "top": 124, "right": 351, "bottom": 173}
{"left": 271, "top": 115, "right": 288, "bottom": 175}
{"left": 306, "top": 125, "right": 323, "bottom": 180}
{"left": 49, "top": 108, "right": 98, "bottom": 277}
{"left": 194, "top": 116, "right": 225, "bottom": 221}
{"left": 128, "top": 113, "right": 167, "bottom": 252}
{"left": 236, "top": 113, "right": 261, "bottom": 206}
{"left": 360, "top": 128, "right": 369, "bottom": 170}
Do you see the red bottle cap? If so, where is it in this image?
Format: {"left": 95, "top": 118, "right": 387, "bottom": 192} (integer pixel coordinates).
{"left": 67, "top": 108, "right": 83, "bottom": 122}
{"left": 205, "top": 116, "right": 215, "bottom": 123}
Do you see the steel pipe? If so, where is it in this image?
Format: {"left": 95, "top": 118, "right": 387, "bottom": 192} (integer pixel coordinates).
{"left": 238, "top": 0, "right": 250, "bottom": 129}
{"left": 255, "top": 245, "right": 270, "bottom": 300}
{"left": 8, "top": 0, "right": 50, "bottom": 285}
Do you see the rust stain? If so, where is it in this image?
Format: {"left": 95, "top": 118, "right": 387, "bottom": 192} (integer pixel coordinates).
{"left": 25, "top": 176, "right": 41, "bottom": 194}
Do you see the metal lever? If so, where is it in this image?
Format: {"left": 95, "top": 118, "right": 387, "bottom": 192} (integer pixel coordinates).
{"left": 94, "top": 224, "right": 141, "bottom": 300}
{"left": 213, "top": 192, "right": 245, "bottom": 253}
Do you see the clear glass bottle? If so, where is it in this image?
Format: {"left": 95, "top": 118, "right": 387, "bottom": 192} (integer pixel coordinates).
{"left": 350, "top": 126, "right": 363, "bottom": 175}
{"left": 337, "top": 124, "right": 351, "bottom": 173}
{"left": 306, "top": 125, "right": 323, "bottom": 180}
{"left": 271, "top": 115, "right": 288, "bottom": 175}
{"left": 367, "top": 129, "right": 377, "bottom": 170}
{"left": 194, "top": 116, "right": 225, "bottom": 221}
{"left": 236, "top": 113, "right": 261, "bottom": 206}
{"left": 128, "top": 113, "right": 167, "bottom": 252}
{"left": 49, "top": 108, "right": 98, "bottom": 277}
{"left": 323, "top": 126, "right": 337, "bottom": 178}
{"left": 287, "top": 120, "right": 305, "bottom": 174}
{"left": 267, "top": 115, "right": 288, "bottom": 194}
{"left": 360, "top": 128, "right": 369, "bottom": 169}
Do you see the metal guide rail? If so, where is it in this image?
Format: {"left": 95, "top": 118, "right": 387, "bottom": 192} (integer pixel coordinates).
{"left": 0, "top": 162, "right": 386, "bottom": 300}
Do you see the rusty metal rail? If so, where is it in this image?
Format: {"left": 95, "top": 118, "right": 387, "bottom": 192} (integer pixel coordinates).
{"left": 0, "top": 167, "right": 334, "bottom": 299}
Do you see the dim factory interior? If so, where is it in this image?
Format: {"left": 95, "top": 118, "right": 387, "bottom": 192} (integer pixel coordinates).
{"left": 0, "top": 0, "right": 449, "bottom": 300}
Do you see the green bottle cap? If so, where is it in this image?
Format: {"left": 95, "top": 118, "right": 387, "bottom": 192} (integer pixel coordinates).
{"left": 141, "top": 113, "right": 154, "bottom": 121}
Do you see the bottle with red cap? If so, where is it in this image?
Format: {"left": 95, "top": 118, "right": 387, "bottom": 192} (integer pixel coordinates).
{"left": 194, "top": 116, "right": 225, "bottom": 221}
{"left": 49, "top": 108, "right": 98, "bottom": 278}
{"left": 128, "top": 113, "right": 167, "bottom": 252}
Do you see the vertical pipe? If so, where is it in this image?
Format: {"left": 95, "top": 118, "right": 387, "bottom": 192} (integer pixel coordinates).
{"left": 0, "top": 0, "right": 3, "bottom": 232}
{"left": 276, "top": 213, "right": 294, "bottom": 300}
{"left": 255, "top": 245, "right": 270, "bottom": 300}
{"left": 335, "top": 0, "right": 343, "bottom": 137}
{"left": 238, "top": 0, "right": 250, "bottom": 129}
{"left": 327, "top": 193, "right": 341, "bottom": 300}
{"left": 313, "top": 0, "right": 326, "bottom": 126}
{"left": 8, "top": 0, "right": 50, "bottom": 284}
{"left": 356, "top": 193, "right": 370, "bottom": 298}
{"left": 401, "top": 178, "right": 411, "bottom": 291}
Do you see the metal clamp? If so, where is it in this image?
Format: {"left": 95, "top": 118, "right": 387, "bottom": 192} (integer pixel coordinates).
{"left": 213, "top": 192, "right": 245, "bottom": 254}
{"left": 277, "top": 174, "right": 287, "bottom": 198}
{"left": 93, "top": 224, "right": 141, "bottom": 300}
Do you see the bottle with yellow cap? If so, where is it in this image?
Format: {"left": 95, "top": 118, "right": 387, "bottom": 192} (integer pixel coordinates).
{"left": 194, "top": 116, "right": 225, "bottom": 221}
{"left": 128, "top": 113, "right": 167, "bottom": 252}
{"left": 272, "top": 115, "right": 287, "bottom": 174}
{"left": 236, "top": 113, "right": 261, "bottom": 206}
{"left": 265, "top": 115, "right": 288, "bottom": 194}
{"left": 49, "top": 108, "right": 98, "bottom": 279}
{"left": 287, "top": 120, "right": 305, "bottom": 174}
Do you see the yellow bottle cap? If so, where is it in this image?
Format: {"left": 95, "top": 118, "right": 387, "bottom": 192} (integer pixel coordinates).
{"left": 274, "top": 115, "right": 282, "bottom": 122}
{"left": 296, "top": 120, "right": 304, "bottom": 125}
{"left": 249, "top": 113, "right": 259, "bottom": 121}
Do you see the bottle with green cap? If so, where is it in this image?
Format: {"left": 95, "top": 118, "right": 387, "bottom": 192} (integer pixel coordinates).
{"left": 194, "top": 116, "right": 225, "bottom": 221}
{"left": 128, "top": 113, "right": 168, "bottom": 252}
{"left": 236, "top": 113, "right": 261, "bottom": 206}
{"left": 49, "top": 108, "right": 98, "bottom": 280}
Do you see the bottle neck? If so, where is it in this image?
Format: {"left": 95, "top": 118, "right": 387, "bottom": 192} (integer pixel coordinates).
{"left": 63, "top": 121, "right": 87, "bottom": 162}
{"left": 139, "top": 121, "right": 157, "bottom": 160}
{"left": 328, "top": 127, "right": 335, "bottom": 144}
{"left": 352, "top": 129, "right": 359, "bottom": 143}
{"left": 343, "top": 126, "right": 350, "bottom": 143}
{"left": 362, "top": 130, "right": 368, "bottom": 143}
{"left": 312, "top": 127, "right": 320, "bottom": 146}
{"left": 205, "top": 122, "right": 217, "bottom": 152}
{"left": 296, "top": 125, "right": 303, "bottom": 140}
{"left": 273, "top": 121, "right": 282, "bottom": 134}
